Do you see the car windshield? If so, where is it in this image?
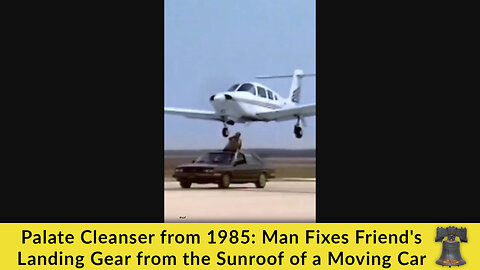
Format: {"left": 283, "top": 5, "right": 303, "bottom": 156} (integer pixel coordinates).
{"left": 195, "top": 152, "right": 234, "bottom": 164}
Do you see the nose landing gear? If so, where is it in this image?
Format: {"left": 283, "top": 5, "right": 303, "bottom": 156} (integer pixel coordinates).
{"left": 221, "top": 119, "right": 235, "bottom": 137}
{"left": 222, "top": 127, "right": 229, "bottom": 137}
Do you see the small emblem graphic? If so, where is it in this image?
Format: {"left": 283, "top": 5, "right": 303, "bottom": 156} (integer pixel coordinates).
{"left": 435, "top": 226, "right": 467, "bottom": 266}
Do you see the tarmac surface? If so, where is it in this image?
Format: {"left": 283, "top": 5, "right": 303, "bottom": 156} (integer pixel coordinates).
{"left": 164, "top": 180, "right": 315, "bottom": 222}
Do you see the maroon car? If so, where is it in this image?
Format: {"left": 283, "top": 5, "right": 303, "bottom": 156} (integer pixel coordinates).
{"left": 173, "top": 151, "right": 275, "bottom": 189}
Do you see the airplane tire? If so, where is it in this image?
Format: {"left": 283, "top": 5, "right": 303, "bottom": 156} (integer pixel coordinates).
{"left": 294, "top": 126, "right": 303, "bottom": 138}
{"left": 222, "top": 127, "right": 229, "bottom": 137}
{"left": 218, "top": 173, "right": 231, "bottom": 189}
{"left": 255, "top": 173, "right": 267, "bottom": 188}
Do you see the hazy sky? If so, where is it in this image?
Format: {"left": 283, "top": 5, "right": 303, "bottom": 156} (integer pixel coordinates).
{"left": 164, "top": 0, "right": 315, "bottom": 150}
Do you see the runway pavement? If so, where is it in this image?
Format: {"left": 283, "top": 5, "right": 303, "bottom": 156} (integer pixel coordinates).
{"left": 164, "top": 180, "right": 315, "bottom": 223}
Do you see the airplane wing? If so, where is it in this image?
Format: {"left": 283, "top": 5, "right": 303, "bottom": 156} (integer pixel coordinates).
{"left": 255, "top": 104, "right": 316, "bottom": 121}
{"left": 164, "top": 107, "right": 223, "bottom": 121}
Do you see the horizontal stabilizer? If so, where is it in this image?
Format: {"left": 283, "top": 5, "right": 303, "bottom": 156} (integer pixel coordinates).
{"left": 257, "top": 69, "right": 315, "bottom": 104}
{"left": 256, "top": 73, "right": 315, "bottom": 79}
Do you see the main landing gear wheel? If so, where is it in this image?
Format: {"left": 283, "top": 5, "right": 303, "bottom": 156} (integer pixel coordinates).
{"left": 222, "top": 127, "right": 229, "bottom": 137}
{"left": 294, "top": 125, "right": 303, "bottom": 138}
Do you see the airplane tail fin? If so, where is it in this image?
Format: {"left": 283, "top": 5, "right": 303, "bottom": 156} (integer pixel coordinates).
{"left": 256, "top": 69, "right": 315, "bottom": 104}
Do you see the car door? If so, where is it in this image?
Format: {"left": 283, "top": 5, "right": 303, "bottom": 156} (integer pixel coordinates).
{"left": 242, "top": 154, "right": 262, "bottom": 180}
{"left": 231, "top": 153, "right": 249, "bottom": 181}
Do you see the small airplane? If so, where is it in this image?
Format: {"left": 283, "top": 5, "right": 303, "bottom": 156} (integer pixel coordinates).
{"left": 164, "top": 69, "right": 316, "bottom": 138}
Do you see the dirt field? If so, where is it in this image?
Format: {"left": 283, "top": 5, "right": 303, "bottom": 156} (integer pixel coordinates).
{"left": 164, "top": 156, "right": 316, "bottom": 179}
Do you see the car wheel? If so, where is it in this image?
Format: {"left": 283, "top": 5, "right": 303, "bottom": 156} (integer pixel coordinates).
{"left": 255, "top": 173, "right": 267, "bottom": 188}
{"left": 179, "top": 180, "right": 192, "bottom": 189}
{"left": 218, "top": 173, "right": 230, "bottom": 189}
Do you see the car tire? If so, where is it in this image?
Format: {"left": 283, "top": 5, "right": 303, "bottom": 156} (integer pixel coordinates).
{"left": 179, "top": 180, "right": 192, "bottom": 189}
{"left": 218, "top": 173, "right": 231, "bottom": 189}
{"left": 255, "top": 173, "right": 267, "bottom": 188}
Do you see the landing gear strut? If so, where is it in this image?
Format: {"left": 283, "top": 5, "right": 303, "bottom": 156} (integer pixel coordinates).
{"left": 294, "top": 117, "right": 303, "bottom": 138}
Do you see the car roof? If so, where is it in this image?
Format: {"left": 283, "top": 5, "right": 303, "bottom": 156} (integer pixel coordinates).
{"left": 208, "top": 151, "right": 253, "bottom": 155}
{"left": 207, "top": 151, "right": 261, "bottom": 159}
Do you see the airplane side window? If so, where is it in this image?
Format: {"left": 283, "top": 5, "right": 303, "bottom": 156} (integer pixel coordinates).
{"left": 274, "top": 94, "right": 278, "bottom": 100}
{"left": 257, "top": 87, "right": 267, "bottom": 98}
{"left": 267, "top": 90, "right": 273, "bottom": 100}
{"left": 257, "top": 86, "right": 267, "bottom": 96}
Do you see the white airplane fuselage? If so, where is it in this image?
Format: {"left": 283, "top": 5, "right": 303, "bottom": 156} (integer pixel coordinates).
{"left": 210, "top": 82, "right": 291, "bottom": 123}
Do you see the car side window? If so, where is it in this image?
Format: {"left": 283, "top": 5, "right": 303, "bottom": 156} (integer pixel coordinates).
{"left": 245, "top": 155, "right": 259, "bottom": 165}
{"left": 251, "top": 154, "right": 265, "bottom": 164}
{"left": 235, "top": 153, "right": 246, "bottom": 165}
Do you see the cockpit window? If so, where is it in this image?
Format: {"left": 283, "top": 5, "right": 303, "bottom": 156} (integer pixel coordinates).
{"left": 237, "top": 83, "right": 256, "bottom": 95}
{"left": 257, "top": 87, "right": 266, "bottom": 98}
{"left": 274, "top": 94, "right": 278, "bottom": 100}
{"left": 227, "top": 84, "right": 239, "bottom": 92}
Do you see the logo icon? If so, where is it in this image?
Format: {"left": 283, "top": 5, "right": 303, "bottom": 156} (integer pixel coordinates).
{"left": 435, "top": 226, "right": 467, "bottom": 266}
